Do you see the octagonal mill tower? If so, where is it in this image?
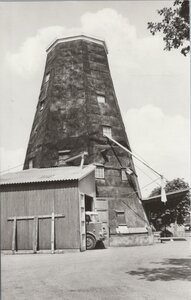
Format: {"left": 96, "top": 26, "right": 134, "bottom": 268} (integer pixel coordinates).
{"left": 24, "top": 35, "right": 150, "bottom": 246}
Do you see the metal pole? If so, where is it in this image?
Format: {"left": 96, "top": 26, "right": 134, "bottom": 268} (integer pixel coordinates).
{"left": 51, "top": 212, "right": 55, "bottom": 254}
{"left": 104, "top": 134, "right": 162, "bottom": 178}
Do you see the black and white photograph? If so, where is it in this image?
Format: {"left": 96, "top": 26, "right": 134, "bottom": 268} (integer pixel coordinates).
{"left": 0, "top": 1, "right": 190, "bottom": 299}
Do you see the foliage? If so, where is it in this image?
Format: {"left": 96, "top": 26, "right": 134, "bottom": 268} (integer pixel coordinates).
{"left": 150, "top": 178, "right": 190, "bottom": 196}
{"left": 149, "top": 178, "right": 190, "bottom": 228}
{"left": 148, "top": 0, "right": 190, "bottom": 56}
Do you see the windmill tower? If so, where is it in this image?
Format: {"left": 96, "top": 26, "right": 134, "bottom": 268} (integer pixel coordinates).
{"left": 24, "top": 35, "right": 151, "bottom": 246}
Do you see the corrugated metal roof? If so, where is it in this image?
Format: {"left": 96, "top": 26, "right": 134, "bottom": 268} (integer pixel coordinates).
{"left": 0, "top": 165, "right": 95, "bottom": 186}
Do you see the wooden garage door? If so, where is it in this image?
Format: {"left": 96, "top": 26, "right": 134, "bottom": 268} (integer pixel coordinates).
{"left": 95, "top": 198, "right": 109, "bottom": 246}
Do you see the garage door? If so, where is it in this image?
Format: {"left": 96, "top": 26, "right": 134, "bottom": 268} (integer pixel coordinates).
{"left": 95, "top": 198, "right": 109, "bottom": 246}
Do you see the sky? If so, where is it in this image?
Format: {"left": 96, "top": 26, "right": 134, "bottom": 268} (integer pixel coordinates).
{"left": 0, "top": 1, "right": 190, "bottom": 196}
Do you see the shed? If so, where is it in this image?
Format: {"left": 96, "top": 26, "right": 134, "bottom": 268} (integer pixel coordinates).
{"left": 142, "top": 188, "right": 190, "bottom": 232}
{"left": 142, "top": 189, "right": 190, "bottom": 217}
{"left": 0, "top": 165, "right": 96, "bottom": 253}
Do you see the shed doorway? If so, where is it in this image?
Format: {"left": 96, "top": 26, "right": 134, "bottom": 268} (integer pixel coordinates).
{"left": 85, "top": 195, "right": 94, "bottom": 211}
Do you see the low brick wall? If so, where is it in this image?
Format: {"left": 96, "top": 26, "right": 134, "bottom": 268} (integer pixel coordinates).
{"left": 109, "top": 233, "right": 154, "bottom": 247}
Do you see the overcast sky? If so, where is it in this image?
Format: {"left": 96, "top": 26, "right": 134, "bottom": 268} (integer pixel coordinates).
{"left": 0, "top": 1, "right": 190, "bottom": 196}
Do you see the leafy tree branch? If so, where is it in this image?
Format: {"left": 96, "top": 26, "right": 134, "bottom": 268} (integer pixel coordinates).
{"left": 148, "top": 0, "right": 190, "bottom": 56}
{"left": 149, "top": 178, "right": 190, "bottom": 228}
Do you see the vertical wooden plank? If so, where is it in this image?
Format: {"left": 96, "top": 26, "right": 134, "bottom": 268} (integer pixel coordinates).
{"left": 96, "top": 198, "right": 109, "bottom": 247}
{"left": 33, "top": 217, "right": 38, "bottom": 253}
{"left": 37, "top": 186, "right": 53, "bottom": 250}
{"left": 51, "top": 212, "right": 55, "bottom": 254}
{"left": 79, "top": 193, "right": 86, "bottom": 252}
{"left": 12, "top": 217, "right": 17, "bottom": 254}
{"left": 54, "top": 183, "right": 79, "bottom": 249}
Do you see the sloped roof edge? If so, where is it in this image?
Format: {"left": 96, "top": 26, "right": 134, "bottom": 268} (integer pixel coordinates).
{"left": 0, "top": 165, "right": 95, "bottom": 186}
{"left": 46, "top": 34, "right": 108, "bottom": 54}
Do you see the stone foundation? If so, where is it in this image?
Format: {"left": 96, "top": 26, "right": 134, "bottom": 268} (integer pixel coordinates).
{"left": 109, "top": 233, "right": 154, "bottom": 247}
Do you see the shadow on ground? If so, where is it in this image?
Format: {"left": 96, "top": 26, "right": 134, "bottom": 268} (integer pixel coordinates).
{"left": 126, "top": 258, "right": 191, "bottom": 281}
{"left": 94, "top": 241, "right": 106, "bottom": 249}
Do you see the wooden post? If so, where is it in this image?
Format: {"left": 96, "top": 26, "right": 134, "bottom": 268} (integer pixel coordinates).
{"left": 33, "top": 216, "right": 38, "bottom": 253}
{"left": 12, "top": 217, "right": 17, "bottom": 254}
{"left": 51, "top": 212, "right": 55, "bottom": 254}
{"left": 174, "top": 219, "right": 178, "bottom": 237}
{"left": 8, "top": 213, "right": 65, "bottom": 254}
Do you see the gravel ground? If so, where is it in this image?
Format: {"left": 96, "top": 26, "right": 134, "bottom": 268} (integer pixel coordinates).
{"left": 1, "top": 239, "right": 191, "bottom": 300}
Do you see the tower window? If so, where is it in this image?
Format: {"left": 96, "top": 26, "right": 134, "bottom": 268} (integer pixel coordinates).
{"left": 39, "top": 100, "right": 45, "bottom": 111}
{"left": 33, "top": 124, "right": 38, "bottom": 135}
{"left": 103, "top": 126, "right": 112, "bottom": 138}
{"left": 125, "top": 167, "right": 133, "bottom": 175}
{"left": 116, "top": 211, "right": 126, "bottom": 226}
{"left": 45, "top": 72, "right": 50, "bottom": 83}
{"left": 28, "top": 159, "right": 33, "bottom": 169}
{"left": 95, "top": 166, "right": 104, "bottom": 179}
{"left": 39, "top": 82, "right": 48, "bottom": 101}
{"left": 97, "top": 95, "right": 105, "bottom": 104}
{"left": 58, "top": 150, "right": 71, "bottom": 166}
{"left": 121, "top": 169, "right": 128, "bottom": 181}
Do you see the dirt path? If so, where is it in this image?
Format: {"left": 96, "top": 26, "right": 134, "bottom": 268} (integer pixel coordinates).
{"left": 1, "top": 239, "right": 191, "bottom": 300}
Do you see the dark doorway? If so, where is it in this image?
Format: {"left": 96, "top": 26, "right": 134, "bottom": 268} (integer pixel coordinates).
{"left": 85, "top": 195, "right": 93, "bottom": 211}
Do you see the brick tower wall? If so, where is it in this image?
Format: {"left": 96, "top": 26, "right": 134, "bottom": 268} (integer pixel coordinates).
{"left": 24, "top": 37, "right": 149, "bottom": 234}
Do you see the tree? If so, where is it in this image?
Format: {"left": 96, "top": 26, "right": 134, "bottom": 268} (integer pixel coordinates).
{"left": 148, "top": 0, "right": 190, "bottom": 56}
{"left": 150, "top": 178, "right": 190, "bottom": 228}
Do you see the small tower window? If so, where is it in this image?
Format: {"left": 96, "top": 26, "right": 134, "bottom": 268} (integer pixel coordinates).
{"left": 116, "top": 211, "right": 126, "bottom": 226}
{"left": 39, "top": 82, "right": 48, "bottom": 101}
{"left": 58, "top": 150, "right": 71, "bottom": 166}
{"left": 45, "top": 72, "right": 50, "bottom": 83}
{"left": 97, "top": 95, "right": 105, "bottom": 104}
{"left": 103, "top": 126, "right": 112, "bottom": 138}
{"left": 121, "top": 169, "right": 128, "bottom": 181}
{"left": 95, "top": 166, "right": 105, "bottom": 179}
{"left": 28, "top": 159, "right": 33, "bottom": 169}
{"left": 32, "top": 124, "right": 38, "bottom": 135}
{"left": 34, "top": 125, "right": 38, "bottom": 133}
{"left": 125, "top": 167, "right": 133, "bottom": 175}
{"left": 39, "top": 100, "right": 45, "bottom": 111}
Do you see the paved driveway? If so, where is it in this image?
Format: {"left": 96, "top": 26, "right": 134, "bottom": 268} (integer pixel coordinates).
{"left": 1, "top": 239, "right": 191, "bottom": 300}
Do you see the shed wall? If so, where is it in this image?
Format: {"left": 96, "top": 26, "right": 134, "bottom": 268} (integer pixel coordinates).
{"left": 79, "top": 171, "right": 96, "bottom": 198}
{"left": 1, "top": 181, "right": 80, "bottom": 250}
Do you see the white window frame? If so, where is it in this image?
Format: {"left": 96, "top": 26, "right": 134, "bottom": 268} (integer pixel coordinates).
{"left": 45, "top": 72, "right": 50, "bottom": 83}
{"left": 95, "top": 166, "right": 105, "bottom": 179}
{"left": 29, "top": 159, "right": 33, "bottom": 169}
{"left": 102, "top": 126, "right": 112, "bottom": 138}
{"left": 97, "top": 95, "right": 106, "bottom": 104}
{"left": 39, "top": 100, "right": 45, "bottom": 111}
{"left": 121, "top": 169, "right": 128, "bottom": 181}
{"left": 116, "top": 211, "right": 126, "bottom": 226}
{"left": 32, "top": 124, "right": 38, "bottom": 134}
{"left": 58, "top": 150, "right": 71, "bottom": 165}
